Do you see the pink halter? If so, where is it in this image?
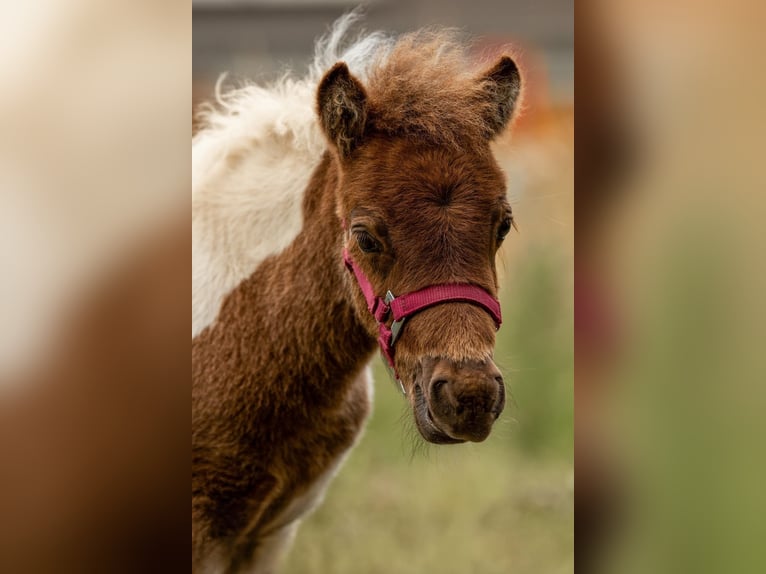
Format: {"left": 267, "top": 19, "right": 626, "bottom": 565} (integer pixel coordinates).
{"left": 342, "top": 248, "right": 502, "bottom": 376}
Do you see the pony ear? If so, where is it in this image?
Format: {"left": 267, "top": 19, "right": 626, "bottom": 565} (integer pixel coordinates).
{"left": 317, "top": 62, "right": 368, "bottom": 158}
{"left": 478, "top": 55, "right": 522, "bottom": 138}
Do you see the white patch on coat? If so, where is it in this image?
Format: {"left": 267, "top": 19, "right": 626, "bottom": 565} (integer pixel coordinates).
{"left": 192, "top": 79, "right": 323, "bottom": 337}
{"left": 192, "top": 12, "right": 393, "bottom": 337}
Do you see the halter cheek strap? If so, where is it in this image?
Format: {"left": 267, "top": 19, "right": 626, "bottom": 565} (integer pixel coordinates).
{"left": 342, "top": 248, "right": 502, "bottom": 383}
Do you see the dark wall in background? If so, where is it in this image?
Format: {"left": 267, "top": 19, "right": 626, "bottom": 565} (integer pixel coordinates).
{"left": 193, "top": 0, "right": 573, "bottom": 102}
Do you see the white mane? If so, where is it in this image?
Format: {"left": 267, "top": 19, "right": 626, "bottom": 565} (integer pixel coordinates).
{"left": 192, "top": 13, "right": 392, "bottom": 337}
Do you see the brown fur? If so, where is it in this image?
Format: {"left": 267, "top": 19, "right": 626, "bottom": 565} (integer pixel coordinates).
{"left": 192, "top": 31, "right": 521, "bottom": 572}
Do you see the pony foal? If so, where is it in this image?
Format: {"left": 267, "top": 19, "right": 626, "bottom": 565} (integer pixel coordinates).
{"left": 192, "top": 19, "right": 521, "bottom": 573}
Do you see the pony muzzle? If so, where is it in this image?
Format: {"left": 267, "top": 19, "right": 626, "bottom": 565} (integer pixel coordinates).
{"left": 411, "top": 356, "right": 505, "bottom": 443}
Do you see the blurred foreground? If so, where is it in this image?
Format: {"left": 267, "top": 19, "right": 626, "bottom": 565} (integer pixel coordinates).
{"left": 0, "top": 1, "right": 190, "bottom": 572}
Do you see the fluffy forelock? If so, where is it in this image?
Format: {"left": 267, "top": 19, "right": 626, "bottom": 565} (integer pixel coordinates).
{"left": 364, "top": 30, "right": 499, "bottom": 149}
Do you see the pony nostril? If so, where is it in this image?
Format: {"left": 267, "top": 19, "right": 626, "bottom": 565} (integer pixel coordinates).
{"left": 495, "top": 375, "right": 504, "bottom": 387}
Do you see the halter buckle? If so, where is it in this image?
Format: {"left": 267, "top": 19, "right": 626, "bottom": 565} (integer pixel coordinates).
{"left": 390, "top": 318, "right": 405, "bottom": 345}
{"left": 384, "top": 290, "right": 406, "bottom": 345}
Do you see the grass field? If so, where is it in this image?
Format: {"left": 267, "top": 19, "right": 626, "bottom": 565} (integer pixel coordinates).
{"left": 285, "top": 127, "right": 574, "bottom": 573}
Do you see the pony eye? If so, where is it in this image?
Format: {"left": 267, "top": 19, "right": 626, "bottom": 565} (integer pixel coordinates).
{"left": 497, "top": 217, "right": 513, "bottom": 242}
{"left": 355, "top": 231, "right": 381, "bottom": 253}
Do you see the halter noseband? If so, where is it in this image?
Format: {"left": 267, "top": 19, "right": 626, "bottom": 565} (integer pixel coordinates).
{"left": 342, "top": 247, "right": 502, "bottom": 388}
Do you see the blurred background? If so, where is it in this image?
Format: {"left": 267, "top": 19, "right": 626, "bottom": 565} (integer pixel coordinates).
{"left": 194, "top": 1, "right": 573, "bottom": 573}
{"left": 576, "top": 0, "right": 766, "bottom": 572}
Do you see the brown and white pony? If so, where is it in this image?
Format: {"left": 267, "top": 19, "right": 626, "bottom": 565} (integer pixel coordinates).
{"left": 192, "top": 16, "right": 522, "bottom": 574}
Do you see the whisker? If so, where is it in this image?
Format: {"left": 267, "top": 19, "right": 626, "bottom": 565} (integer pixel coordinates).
{"left": 545, "top": 216, "right": 567, "bottom": 227}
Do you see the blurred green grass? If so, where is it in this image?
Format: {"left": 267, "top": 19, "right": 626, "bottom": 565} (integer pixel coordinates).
{"left": 284, "top": 245, "right": 573, "bottom": 574}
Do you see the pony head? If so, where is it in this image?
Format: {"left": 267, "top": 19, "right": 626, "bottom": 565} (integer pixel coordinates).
{"left": 317, "top": 34, "right": 521, "bottom": 444}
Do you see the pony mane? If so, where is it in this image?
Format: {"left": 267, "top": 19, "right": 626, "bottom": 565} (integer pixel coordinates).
{"left": 193, "top": 13, "right": 499, "bottom": 178}
{"left": 193, "top": 12, "right": 392, "bottom": 165}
